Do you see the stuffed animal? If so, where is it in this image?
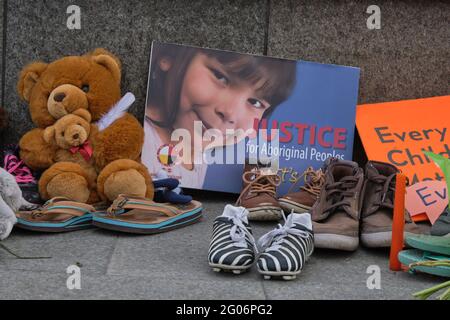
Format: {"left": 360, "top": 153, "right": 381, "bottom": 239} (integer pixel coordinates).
{"left": 153, "top": 169, "right": 192, "bottom": 204}
{"left": 41, "top": 108, "right": 99, "bottom": 203}
{"left": 17, "top": 49, "right": 154, "bottom": 203}
{"left": 0, "top": 167, "right": 37, "bottom": 240}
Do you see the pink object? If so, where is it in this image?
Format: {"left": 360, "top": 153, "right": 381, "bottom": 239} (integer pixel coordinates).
{"left": 405, "top": 180, "right": 448, "bottom": 225}
{"left": 3, "top": 154, "right": 36, "bottom": 184}
{"left": 69, "top": 140, "right": 93, "bottom": 162}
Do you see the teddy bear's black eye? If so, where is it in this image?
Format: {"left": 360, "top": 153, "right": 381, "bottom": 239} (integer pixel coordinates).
{"left": 81, "top": 84, "right": 90, "bottom": 93}
{"left": 61, "top": 131, "right": 65, "bottom": 137}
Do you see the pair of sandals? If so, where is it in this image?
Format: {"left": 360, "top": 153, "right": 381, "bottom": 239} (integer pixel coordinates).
{"left": 15, "top": 194, "right": 202, "bottom": 234}
{"left": 398, "top": 234, "right": 450, "bottom": 278}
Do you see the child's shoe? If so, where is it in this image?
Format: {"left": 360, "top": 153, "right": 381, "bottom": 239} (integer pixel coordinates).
{"left": 311, "top": 158, "right": 364, "bottom": 251}
{"left": 235, "top": 164, "right": 282, "bottom": 221}
{"left": 1, "top": 145, "right": 42, "bottom": 204}
{"left": 208, "top": 205, "right": 257, "bottom": 274}
{"left": 279, "top": 166, "right": 325, "bottom": 213}
{"left": 360, "top": 161, "right": 422, "bottom": 247}
{"left": 257, "top": 211, "right": 314, "bottom": 280}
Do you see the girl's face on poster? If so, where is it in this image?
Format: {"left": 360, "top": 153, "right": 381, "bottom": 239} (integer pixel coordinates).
{"left": 173, "top": 53, "right": 270, "bottom": 146}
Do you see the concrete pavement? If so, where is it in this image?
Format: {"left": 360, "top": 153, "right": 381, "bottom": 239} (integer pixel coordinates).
{"left": 0, "top": 191, "right": 442, "bottom": 300}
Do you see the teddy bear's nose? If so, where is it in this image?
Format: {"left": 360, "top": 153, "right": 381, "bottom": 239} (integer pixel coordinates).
{"left": 54, "top": 92, "right": 66, "bottom": 102}
{"left": 73, "top": 133, "right": 79, "bottom": 140}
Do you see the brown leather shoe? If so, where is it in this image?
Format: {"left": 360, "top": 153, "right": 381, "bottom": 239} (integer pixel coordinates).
{"left": 278, "top": 167, "right": 325, "bottom": 213}
{"left": 311, "top": 158, "right": 364, "bottom": 251}
{"left": 236, "top": 165, "right": 282, "bottom": 221}
{"left": 360, "top": 161, "right": 423, "bottom": 248}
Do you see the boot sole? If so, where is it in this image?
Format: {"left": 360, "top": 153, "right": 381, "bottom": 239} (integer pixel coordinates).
{"left": 209, "top": 263, "right": 252, "bottom": 275}
{"left": 257, "top": 268, "right": 301, "bottom": 281}
{"left": 247, "top": 207, "right": 283, "bottom": 221}
{"left": 314, "top": 234, "right": 359, "bottom": 251}
{"left": 361, "top": 231, "right": 416, "bottom": 248}
{"left": 278, "top": 199, "right": 311, "bottom": 213}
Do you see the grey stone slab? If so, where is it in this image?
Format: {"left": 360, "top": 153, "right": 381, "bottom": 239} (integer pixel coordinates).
{"left": 3, "top": 0, "right": 267, "bottom": 144}
{"left": 268, "top": 0, "right": 450, "bottom": 104}
{"left": 0, "top": 269, "right": 266, "bottom": 300}
{"left": 106, "top": 193, "right": 266, "bottom": 282}
{"left": 263, "top": 247, "right": 443, "bottom": 300}
{"left": 0, "top": 228, "right": 118, "bottom": 275}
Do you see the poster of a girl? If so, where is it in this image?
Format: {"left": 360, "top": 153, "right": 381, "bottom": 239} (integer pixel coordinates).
{"left": 142, "top": 42, "right": 296, "bottom": 189}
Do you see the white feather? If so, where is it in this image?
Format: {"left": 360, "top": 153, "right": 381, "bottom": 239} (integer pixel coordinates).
{"left": 96, "top": 92, "right": 135, "bottom": 131}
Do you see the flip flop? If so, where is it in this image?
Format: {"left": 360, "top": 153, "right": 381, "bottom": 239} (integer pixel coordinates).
{"left": 406, "top": 234, "right": 450, "bottom": 256}
{"left": 398, "top": 249, "right": 450, "bottom": 278}
{"left": 92, "top": 194, "right": 202, "bottom": 234}
{"left": 16, "top": 197, "right": 96, "bottom": 232}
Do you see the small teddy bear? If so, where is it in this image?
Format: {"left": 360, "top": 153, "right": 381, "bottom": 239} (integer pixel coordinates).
{"left": 42, "top": 108, "right": 99, "bottom": 202}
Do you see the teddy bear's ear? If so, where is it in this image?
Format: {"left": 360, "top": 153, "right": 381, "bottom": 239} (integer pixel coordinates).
{"left": 43, "top": 126, "right": 56, "bottom": 144}
{"left": 73, "top": 108, "right": 92, "bottom": 123}
{"left": 17, "top": 62, "right": 48, "bottom": 102}
{"left": 87, "top": 48, "right": 121, "bottom": 83}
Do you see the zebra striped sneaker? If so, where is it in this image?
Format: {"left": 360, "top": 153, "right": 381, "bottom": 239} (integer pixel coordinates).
{"left": 208, "top": 205, "right": 257, "bottom": 274}
{"left": 257, "top": 212, "right": 314, "bottom": 280}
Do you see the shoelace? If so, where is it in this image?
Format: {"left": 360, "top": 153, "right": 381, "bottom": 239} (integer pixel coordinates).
{"left": 367, "top": 173, "right": 412, "bottom": 222}
{"left": 257, "top": 211, "right": 311, "bottom": 252}
{"left": 236, "top": 169, "right": 281, "bottom": 205}
{"left": 367, "top": 173, "right": 396, "bottom": 212}
{"left": 3, "top": 154, "right": 36, "bottom": 184}
{"left": 288, "top": 167, "right": 325, "bottom": 197}
{"left": 323, "top": 176, "right": 358, "bottom": 214}
{"left": 226, "top": 207, "right": 257, "bottom": 251}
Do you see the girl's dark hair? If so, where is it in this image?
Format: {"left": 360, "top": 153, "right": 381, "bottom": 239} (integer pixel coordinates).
{"left": 147, "top": 42, "right": 296, "bottom": 127}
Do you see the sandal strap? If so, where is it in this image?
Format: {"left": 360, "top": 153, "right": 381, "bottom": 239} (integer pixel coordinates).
{"left": 108, "top": 194, "right": 178, "bottom": 217}
{"left": 32, "top": 199, "right": 95, "bottom": 218}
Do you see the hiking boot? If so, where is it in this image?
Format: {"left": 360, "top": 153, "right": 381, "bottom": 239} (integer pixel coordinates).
{"left": 235, "top": 164, "right": 282, "bottom": 221}
{"left": 360, "top": 161, "right": 423, "bottom": 248}
{"left": 278, "top": 167, "right": 325, "bottom": 213}
{"left": 1, "top": 144, "right": 42, "bottom": 204}
{"left": 311, "top": 158, "right": 364, "bottom": 251}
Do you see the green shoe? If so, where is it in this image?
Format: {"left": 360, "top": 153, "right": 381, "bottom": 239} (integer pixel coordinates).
{"left": 431, "top": 208, "right": 450, "bottom": 237}
{"left": 398, "top": 249, "right": 450, "bottom": 278}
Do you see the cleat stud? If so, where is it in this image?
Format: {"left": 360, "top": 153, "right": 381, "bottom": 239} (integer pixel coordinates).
{"left": 263, "top": 275, "right": 271, "bottom": 280}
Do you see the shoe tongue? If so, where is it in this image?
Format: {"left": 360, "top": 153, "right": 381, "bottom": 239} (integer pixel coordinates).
{"left": 368, "top": 161, "right": 399, "bottom": 177}
{"left": 245, "top": 167, "right": 276, "bottom": 188}
{"left": 331, "top": 162, "right": 358, "bottom": 182}
{"left": 222, "top": 204, "right": 248, "bottom": 219}
{"left": 289, "top": 213, "right": 313, "bottom": 231}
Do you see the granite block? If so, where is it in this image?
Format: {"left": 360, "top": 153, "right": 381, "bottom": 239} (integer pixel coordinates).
{"left": 268, "top": 0, "right": 450, "bottom": 104}
{"left": 2, "top": 0, "right": 267, "bottom": 144}
{"left": 0, "top": 269, "right": 266, "bottom": 299}
{"left": 263, "top": 247, "right": 442, "bottom": 300}
{"left": 0, "top": 228, "right": 118, "bottom": 275}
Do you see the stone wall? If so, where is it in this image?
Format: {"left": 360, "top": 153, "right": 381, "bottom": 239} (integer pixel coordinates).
{"left": 1, "top": 0, "right": 448, "bottom": 162}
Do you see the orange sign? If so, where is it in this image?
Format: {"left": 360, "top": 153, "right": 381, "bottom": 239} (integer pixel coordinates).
{"left": 406, "top": 180, "right": 448, "bottom": 224}
{"left": 356, "top": 96, "right": 450, "bottom": 184}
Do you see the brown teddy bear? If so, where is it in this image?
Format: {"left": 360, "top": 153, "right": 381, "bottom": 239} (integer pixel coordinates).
{"left": 18, "top": 49, "right": 154, "bottom": 203}
{"left": 41, "top": 109, "right": 99, "bottom": 203}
